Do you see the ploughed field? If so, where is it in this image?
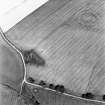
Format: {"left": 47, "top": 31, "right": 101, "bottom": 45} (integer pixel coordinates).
{"left": 27, "top": 24, "right": 105, "bottom": 95}
{"left": 24, "top": 0, "right": 105, "bottom": 96}
{"left": 5, "top": 0, "right": 105, "bottom": 98}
